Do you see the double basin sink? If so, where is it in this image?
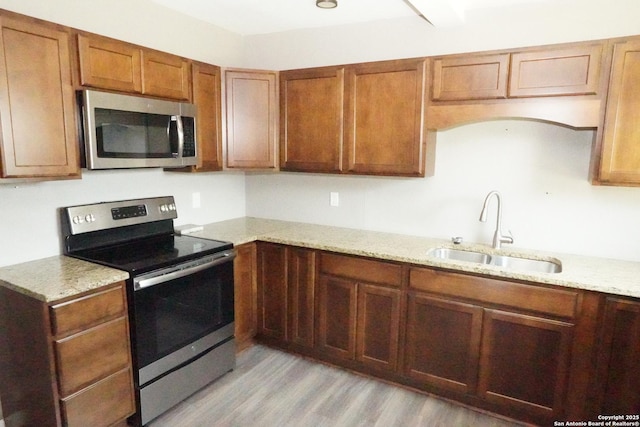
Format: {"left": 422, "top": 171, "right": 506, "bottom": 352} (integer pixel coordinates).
{"left": 428, "top": 247, "right": 562, "bottom": 274}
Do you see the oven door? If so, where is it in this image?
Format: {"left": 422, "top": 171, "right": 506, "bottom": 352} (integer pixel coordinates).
{"left": 132, "top": 249, "right": 235, "bottom": 387}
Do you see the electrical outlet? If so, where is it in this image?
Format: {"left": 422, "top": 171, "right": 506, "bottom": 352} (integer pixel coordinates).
{"left": 192, "top": 192, "right": 201, "bottom": 208}
{"left": 330, "top": 192, "right": 339, "bottom": 207}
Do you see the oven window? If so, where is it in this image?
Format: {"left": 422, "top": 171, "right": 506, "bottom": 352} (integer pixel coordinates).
{"left": 133, "top": 260, "right": 234, "bottom": 368}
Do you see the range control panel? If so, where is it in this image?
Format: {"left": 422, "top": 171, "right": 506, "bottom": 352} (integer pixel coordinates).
{"left": 64, "top": 196, "right": 178, "bottom": 235}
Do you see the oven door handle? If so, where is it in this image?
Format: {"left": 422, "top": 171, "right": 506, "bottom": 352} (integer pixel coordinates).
{"left": 134, "top": 250, "right": 237, "bottom": 290}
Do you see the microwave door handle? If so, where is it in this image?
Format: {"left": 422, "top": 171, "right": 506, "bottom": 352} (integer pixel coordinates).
{"left": 176, "top": 115, "right": 185, "bottom": 158}
{"left": 167, "top": 116, "right": 184, "bottom": 157}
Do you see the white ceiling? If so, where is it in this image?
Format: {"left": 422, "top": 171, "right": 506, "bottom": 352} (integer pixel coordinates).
{"left": 148, "top": 0, "right": 551, "bottom": 36}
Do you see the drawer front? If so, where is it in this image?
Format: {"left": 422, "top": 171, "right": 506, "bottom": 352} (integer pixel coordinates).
{"left": 409, "top": 267, "right": 578, "bottom": 319}
{"left": 320, "top": 253, "right": 402, "bottom": 287}
{"left": 50, "top": 284, "right": 126, "bottom": 337}
{"left": 61, "top": 367, "right": 135, "bottom": 427}
{"left": 55, "top": 317, "right": 131, "bottom": 397}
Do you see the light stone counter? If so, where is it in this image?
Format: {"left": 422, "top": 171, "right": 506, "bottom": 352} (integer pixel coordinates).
{"left": 0, "top": 256, "right": 129, "bottom": 303}
{"left": 195, "top": 217, "right": 640, "bottom": 299}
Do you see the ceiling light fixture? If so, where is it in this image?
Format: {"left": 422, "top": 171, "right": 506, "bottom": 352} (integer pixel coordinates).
{"left": 316, "top": 0, "right": 337, "bottom": 9}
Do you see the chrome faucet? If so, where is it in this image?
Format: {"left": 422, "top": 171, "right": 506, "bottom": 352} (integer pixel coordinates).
{"left": 479, "top": 191, "right": 513, "bottom": 249}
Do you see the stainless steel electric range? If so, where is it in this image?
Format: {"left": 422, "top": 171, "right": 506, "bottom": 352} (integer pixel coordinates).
{"left": 61, "top": 196, "right": 236, "bottom": 426}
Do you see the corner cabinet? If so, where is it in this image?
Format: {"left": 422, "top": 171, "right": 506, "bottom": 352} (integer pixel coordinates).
{"left": 280, "top": 59, "right": 432, "bottom": 177}
{"left": 0, "top": 14, "right": 79, "bottom": 179}
{"left": 256, "top": 243, "right": 316, "bottom": 354}
{"left": 224, "top": 69, "right": 278, "bottom": 169}
{"left": 596, "top": 39, "right": 640, "bottom": 185}
{"left": 0, "top": 282, "right": 135, "bottom": 427}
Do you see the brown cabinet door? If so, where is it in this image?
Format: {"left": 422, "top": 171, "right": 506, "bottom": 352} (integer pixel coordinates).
{"left": 234, "top": 243, "right": 257, "bottom": 351}
{"left": 257, "top": 243, "right": 287, "bottom": 340}
{"left": 287, "top": 248, "right": 316, "bottom": 348}
{"left": 344, "top": 59, "right": 427, "bottom": 176}
{"left": 77, "top": 34, "right": 142, "bottom": 93}
{"left": 316, "top": 274, "right": 357, "bottom": 360}
{"left": 225, "top": 69, "right": 278, "bottom": 169}
{"left": 191, "top": 62, "right": 223, "bottom": 171}
{"left": 405, "top": 294, "right": 482, "bottom": 395}
{"left": 598, "top": 40, "right": 640, "bottom": 184}
{"left": 478, "top": 309, "right": 573, "bottom": 422}
{"left": 594, "top": 298, "right": 640, "bottom": 414}
{"left": 356, "top": 283, "right": 400, "bottom": 371}
{"left": 280, "top": 66, "right": 344, "bottom": 173}
{"left": 142, "top": 50, "right": 190, "bottom": 100}
{"left": 0, "top": 16, "right": 79, "bottom": 178}
{"left": 432, "top": 54, "right": 509, "bottom": 101}
{"left": 509, "top": 44, "right": 603, "bottom": 98}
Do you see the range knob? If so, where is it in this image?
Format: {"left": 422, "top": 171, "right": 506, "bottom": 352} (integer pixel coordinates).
{"left": 160, "top": 204, "right": 168, "bottom": 212}
{"left": 72, "top": 215, "right": 83, "bottom": 224}
{"left": 85, "top": 214, "right": 96, "bottom": 223}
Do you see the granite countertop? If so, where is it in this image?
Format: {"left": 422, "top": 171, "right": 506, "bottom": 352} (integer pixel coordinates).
{"left": 2, "top": 217, "right": 638, "bottom": 302}
{"left": 195, "top": 217, "right": 640, "bottom": 299}
{"left": 0, "top": 256, "right": 129, "bottom": 303}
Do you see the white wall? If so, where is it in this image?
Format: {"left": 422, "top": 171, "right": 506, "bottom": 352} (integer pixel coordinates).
{"left": 246, "top": 121, "right": 640, "bottom": 261}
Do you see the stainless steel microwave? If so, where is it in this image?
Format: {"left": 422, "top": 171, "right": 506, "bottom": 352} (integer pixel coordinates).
{"left": 81, "top": 89, "right": 198, "bottom": 169}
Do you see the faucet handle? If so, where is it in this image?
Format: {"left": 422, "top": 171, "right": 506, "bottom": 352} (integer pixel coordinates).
{"left": 504, "top": 229, "right": 514, "bottom": 244}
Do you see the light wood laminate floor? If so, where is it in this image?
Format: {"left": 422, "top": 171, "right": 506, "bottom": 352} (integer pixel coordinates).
{"left": 149, "top": 345, "right": 525, "bottom": 427}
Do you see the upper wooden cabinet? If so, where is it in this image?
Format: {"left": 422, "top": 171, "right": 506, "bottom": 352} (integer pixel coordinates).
{"left": 0, "top": 15, "right": 79, "bottom": 179}
{"left": 509, "top": 45, "right": 602, "bottom": 98}
{"left": 432, "top": 54, "right": 509, "bottom": 101}
{"left": 596, "top": 39, "right": 640, "bottom": 185}
{"left": 225, "top": 69, "right": 278, "bottom": 169}
{"left": 280, "top": 58, "right": 431, "bottom": 177}
{"left": 77, "top": 34, "right": 190, "bottom": 100}
{"left": 431, "top": 43, "right": 603, "bottom": 102}
{"left": 280, "top": 66, "right": 344, "bottom": 173}
{"left": 345, "top": 59, "right": 428, "bottom": 176}
{"left": 190, "top": 62, "right": 223, "bottom": 171}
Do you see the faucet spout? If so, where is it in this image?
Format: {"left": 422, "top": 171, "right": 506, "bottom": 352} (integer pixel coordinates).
{"left": 479, "top": 191, "right": 513, "bottom": 249}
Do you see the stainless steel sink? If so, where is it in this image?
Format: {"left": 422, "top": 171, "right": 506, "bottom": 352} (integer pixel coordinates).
{"left": 491, "top": 254, "right": 562, "bottom": 273}
{"left": 427, "top": 247, "right": 562, "bottom": 274}
{"left": 427, "top": 248, "right": 492, "bottom": 264}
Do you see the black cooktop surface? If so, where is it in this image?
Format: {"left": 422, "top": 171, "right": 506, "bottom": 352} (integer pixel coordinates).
{"left": 69, "top": 234, "right": 233, "bottom": 274}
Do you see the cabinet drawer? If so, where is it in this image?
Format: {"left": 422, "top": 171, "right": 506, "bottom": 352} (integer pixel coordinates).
{"left": 409, "top": 267, "right": 578, "bottom": 319}
{"left": 432, "top": 54, "right": 509, "bottom": 101}
{"left": 320, "top": 253, "right": 402, "bottom": 287}
{"left": 509, "top": 45, "right": 603, "bottom": 97}
{"left": 50, "top": 284, "right": 126, "bottom": 337}
{"left": 55, "top": 317, "right": 131, "bottom": 397}
{"left": 61, "top": 367, "right": 135, "bottom": 427}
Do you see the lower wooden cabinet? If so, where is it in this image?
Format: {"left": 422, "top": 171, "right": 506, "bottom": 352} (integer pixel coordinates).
{"left": 257, "top": 243, "right": 288, "bottom": 340}
{"left": 478, "top": 309, "right": 573, "bottom": 421}
{"left": 317, "top": 253, "right": 402, "bottom": 371}
{"left": 405, "top": 294, "right": 482, "bottom": 394}
{"left": 594, "top": 297, "right": 640, "bottom": 414}
{"left": 253, "top": 243, "right": 633, "bottom": 426}
{"left": 0, "top": 281, "right": 135, "bottom": 427}
{"left": 234, "top": 243, "right": 257, "bottom": 351}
